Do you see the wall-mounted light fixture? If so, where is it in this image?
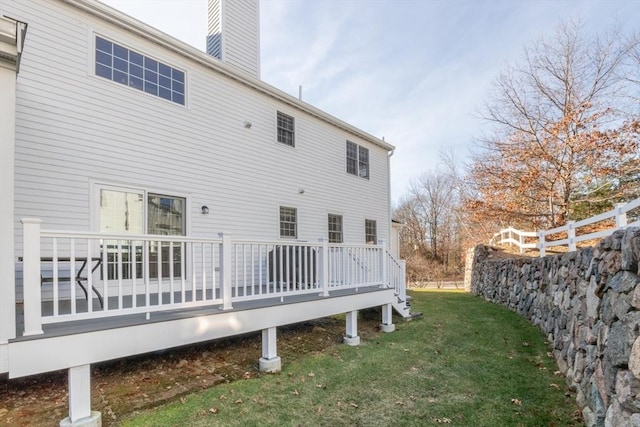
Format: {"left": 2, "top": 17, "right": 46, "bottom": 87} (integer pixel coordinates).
{"left": 244, "top": 121, "right": 252, "bottom": 129}
{"left": 201, "top": 205, "right": 209, "bottom": 215}
{"left": 298, "top": 188, "right": 305, "bottom": 194}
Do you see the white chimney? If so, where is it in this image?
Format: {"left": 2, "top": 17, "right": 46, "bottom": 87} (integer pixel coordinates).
{"left": 207, "top": 0, "right": 260, "bottom": 78}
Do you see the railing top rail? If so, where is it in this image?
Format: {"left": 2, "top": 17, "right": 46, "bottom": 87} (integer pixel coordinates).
{"left": 40, "top": 229, "right": 223, "bottom": 244}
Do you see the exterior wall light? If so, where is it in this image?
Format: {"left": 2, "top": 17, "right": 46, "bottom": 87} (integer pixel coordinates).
{"left": 201, "top": 205, "right": 209, "bottom": 214}
{"left": 244, "top": 121, "right": 252, "bottom": 129}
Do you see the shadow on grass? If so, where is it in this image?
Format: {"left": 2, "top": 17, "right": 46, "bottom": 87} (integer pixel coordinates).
{"left": 121, "top": 291, "right": 582, "bottom": 427}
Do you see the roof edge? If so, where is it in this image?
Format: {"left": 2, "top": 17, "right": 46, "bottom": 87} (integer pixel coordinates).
{"left": 62, "top": 0, "right": 396, "bottom": 152}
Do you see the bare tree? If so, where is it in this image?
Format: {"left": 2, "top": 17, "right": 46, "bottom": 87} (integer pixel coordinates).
{"left": 468, "top": 20, "right": 639, "bottom": 228}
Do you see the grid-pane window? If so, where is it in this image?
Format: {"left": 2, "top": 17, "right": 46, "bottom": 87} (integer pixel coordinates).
{"left": 328, "top": 214, "right": 343, "bottom": 243}
{"left": 346, "top": 141, "right": 369, "bottom": 179}
{"left": 280, "top": 206, "right": 297, "bottom": 238}
{"left": 358, "top": 146, "right": 369, "bottom": 179}
{"left": 95, "top": 36, "right": 185, "bottom": 105}
{"left": 346, "top": 141, "right": 358, "bottom": 175}
{"left": 277, "top": 111, "right": 295, "bottom": 147}
{"left": 365, "top": 219, "right": 377, "bottom": 244}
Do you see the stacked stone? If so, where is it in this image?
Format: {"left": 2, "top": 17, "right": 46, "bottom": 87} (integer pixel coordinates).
{"left": 470, "top": 228, "right": 640, "bottom": 427}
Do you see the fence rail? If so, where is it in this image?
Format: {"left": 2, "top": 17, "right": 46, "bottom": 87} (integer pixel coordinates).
{"left": 19, "top": 219, "right": 406, "bottom": 336}
{"left": 490, "top": 197, "right": 640, "bottom": 257}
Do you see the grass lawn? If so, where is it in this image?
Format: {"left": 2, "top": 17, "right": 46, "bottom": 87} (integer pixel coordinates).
{"left": 120, "top": 291, "right": 581, "bottom": 426}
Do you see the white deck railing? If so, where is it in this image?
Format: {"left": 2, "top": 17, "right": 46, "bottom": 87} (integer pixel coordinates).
{"left": 19, "top": 219, "right": 406, "bottom": 336}
{"left": 490, "top": 197, "right": 640, "bottom": 257}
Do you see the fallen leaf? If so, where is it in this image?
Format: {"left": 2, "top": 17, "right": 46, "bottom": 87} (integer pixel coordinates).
{"left": 549, "top": 383, "right": 560, "bottom": 389}
{"left": 511, "top": 398, "right": 522, "bottom": 406}
{"left": 308, "top": 372, "right": 315, "bottom": 377}
{"left": 209, "top": 407, "right": 218, "bottom": 414}
{"left": 292, "top": 389, "right": 299, "bottom": 396}
{"left": 522, "top": 342, "right": 530, "bottom": 347}
{"left": 350, "top": 402, "right": 358, "bottom": 408}
{"left": 234, "top": 399, "right": 243, "bottom": 404}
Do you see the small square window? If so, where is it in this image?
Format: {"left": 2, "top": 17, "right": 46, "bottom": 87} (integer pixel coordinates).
{"left": 346, "top": 141, "right": 370, "bottom": 179}
{"left": 279, "top": 206, "right": 297, "bottom": 239}
{"left": 277, "top": 111, "right": 295, "bottom": 147}
{"left": 328, "top": 214, "right": 343, "bottom": 243}
{"left": 365, "top": 219, "right": 377, "bottom": 244}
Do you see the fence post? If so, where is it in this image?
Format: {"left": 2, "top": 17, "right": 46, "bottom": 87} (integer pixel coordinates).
{"left": 518, "top": 232, "right": 524, "bottom": 254}
{"left": 378, "top": 239, "right": 387, "bottom": 287}
{"left": 318, "top": 238, "right": 329, "bottom": 297}
{"left": 21, "top": 218, "right": 43, "bottom": 336}
{"left": 615, "top": 203, "right": 628, "bottom": 228}
{"left": 219, "top": 233, "right": 232, "bottom": 310}
{"left": 568, "top": 221, "right": 576, "bottom": 252}
{"left": 538, "top": 231, "right": 546, "bottom": 258}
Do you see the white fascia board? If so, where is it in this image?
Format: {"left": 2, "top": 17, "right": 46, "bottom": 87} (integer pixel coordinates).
{"left": 61, "top": 0, "right": 395, "bottom": 152}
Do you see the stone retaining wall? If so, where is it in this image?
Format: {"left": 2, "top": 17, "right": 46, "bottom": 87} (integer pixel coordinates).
{"left": 470, "top": 228, "right": 640, "bottom": 427}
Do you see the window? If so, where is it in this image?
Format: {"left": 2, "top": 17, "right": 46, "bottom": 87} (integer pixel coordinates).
{"left": 279, "top": 206, "right": 297, "bottom": 238}
{"left": 99, "top": 187, "right": 186, "bottom": 279}
{"left": 328, "top": 214, "right": 343, "bottom": 243}
{"left": 95, "top": 36, "right": 185, "bottom": 105}
{"left": 346, "top": 141, "right": 369, "bottom": 179}
{"left": 277, "top": 111, "right": 295, "bottom": 147}
{"left": 365, "top": 219, "right": 377, "bottom": 244}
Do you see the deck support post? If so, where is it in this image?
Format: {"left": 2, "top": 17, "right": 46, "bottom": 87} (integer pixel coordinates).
{"left": 259, "top": 326, "right": 281, "bottom": 372}
{"left": 60, "top": 364, "right": 101, "bottom": 427}
{"left": 21, "top": 218, "right": 43, "bottom": 336}
{"left": 219, "top": 233, "right": 233, "bottom": 310}
{"left": 343, "top": 310, "right": 360, "bottom": 346}
{"left": 380, "top": 303, "right": 395, "bottom": 332}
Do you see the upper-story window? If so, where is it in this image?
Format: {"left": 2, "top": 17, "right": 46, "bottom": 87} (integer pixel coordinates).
{"left": 95, "top": 36, "right": 185, "bottom": 105}
{"left": 346, "top": 141, "right": 369, "bottom": 179}
{"left": 277, "top": 111, "right": 295, "bottom": 147}
{"left": 279, "top": 206, "right": 297, "bottom": 239}
{"left": 328, "top": 214, "right": 343, "bottom": 243}
{"left": 365, "top": 219, "right": 377, "bottom": 244}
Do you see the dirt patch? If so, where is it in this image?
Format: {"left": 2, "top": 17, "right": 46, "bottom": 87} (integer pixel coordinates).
{"left": 0, "top": 312, "right": 382, "bottom": 426}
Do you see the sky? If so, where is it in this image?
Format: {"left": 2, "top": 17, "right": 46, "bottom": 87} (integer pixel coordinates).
{"left": 100, "top": 0, "right": 640, "bottom": 203}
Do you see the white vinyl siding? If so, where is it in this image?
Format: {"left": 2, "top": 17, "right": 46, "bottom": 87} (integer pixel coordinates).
{"left": 7, "top": 0, "right": 391, "bottom": 259}
{"left": 206, "top": 0, "right": 260, "bottom": 77}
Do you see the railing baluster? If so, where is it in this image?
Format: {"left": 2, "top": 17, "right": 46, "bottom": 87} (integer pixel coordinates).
{"left": 52, "top": 238, "right": 59, "bottom": 317}
{"left": 70, "top": 239, "right": 76, "bottom": 315}
{"left": 132, "top": 240, "right": 138, "bottom": 308}
{"left": 117, "top": 240, "right": 123, "bottom": 309}
{"left": 169, "top": 241, "right": 174, "bottom": 304}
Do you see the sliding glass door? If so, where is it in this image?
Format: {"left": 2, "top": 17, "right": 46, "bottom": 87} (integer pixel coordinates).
{"left": 99, "top": 187, "right": 186, "bottom": 280}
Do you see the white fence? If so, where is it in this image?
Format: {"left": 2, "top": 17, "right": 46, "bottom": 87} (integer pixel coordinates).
{"left": 490, "top": 197, "right": 640, "bottom": 257}
{"left": 19, "top": 219, "right": 405, "bottom": 336}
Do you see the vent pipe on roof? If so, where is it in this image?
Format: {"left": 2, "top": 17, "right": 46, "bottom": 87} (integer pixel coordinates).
{"left": 298, "top": 85, "right": 302, "bottom": 101}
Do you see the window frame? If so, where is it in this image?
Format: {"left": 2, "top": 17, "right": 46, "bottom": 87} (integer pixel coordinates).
{"left": 279, "top": 206, "right": 298, "bottom": 239}
{"left": 93, "top": 34, "right": 186, "bottom": 106}
{"left": 328, "top": 213, "right": 343, "bottom": 243}
{"left": 276, "top": 111, "right": 295, "bottom": 147}
{"left": 365, "top": 219, "right": 377, "bottom": 244}
{"left": 346, "top": 141, "right": 370, "bottom": 179}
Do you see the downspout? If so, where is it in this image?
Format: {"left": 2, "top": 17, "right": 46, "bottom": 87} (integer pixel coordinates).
{"left": 0, "top": 16, "right": 28, "bottom": 374}
{"left": 387, "top": 147, "right": 395, "bottom": 248}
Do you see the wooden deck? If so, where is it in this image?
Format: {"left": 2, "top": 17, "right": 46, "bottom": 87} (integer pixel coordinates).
{"left": 8, "top": 286, "right": 395, "bottom": 378}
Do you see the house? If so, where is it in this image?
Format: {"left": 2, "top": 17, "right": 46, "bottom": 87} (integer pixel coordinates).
{"left": 0, "top": 0, "right": 408, "bottom": 425}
